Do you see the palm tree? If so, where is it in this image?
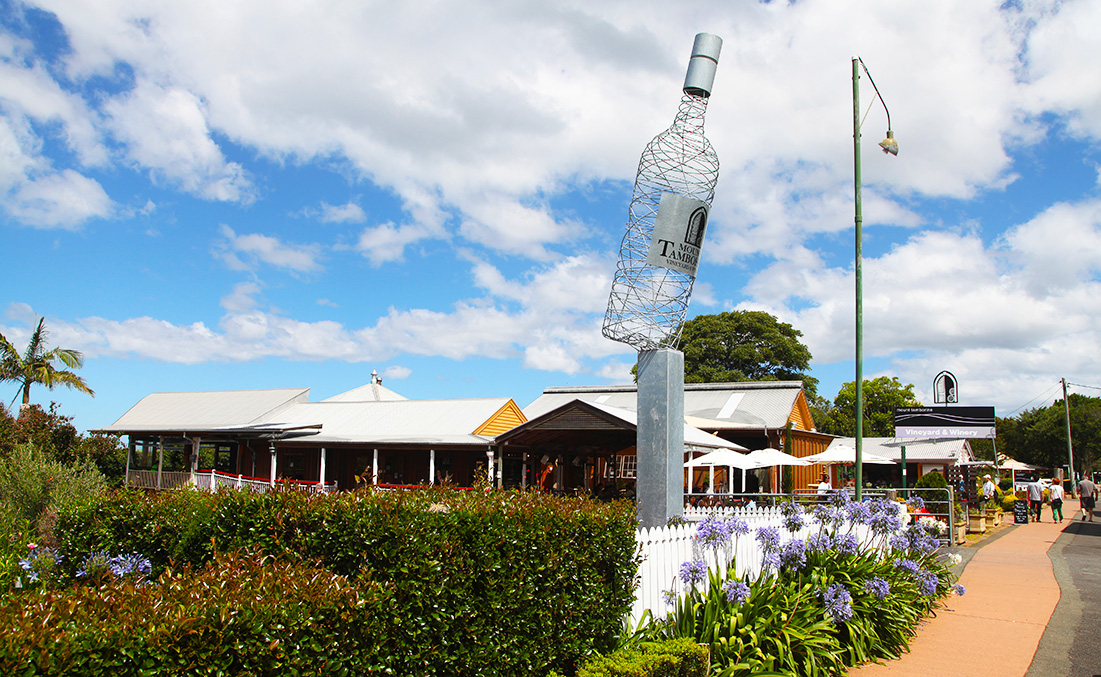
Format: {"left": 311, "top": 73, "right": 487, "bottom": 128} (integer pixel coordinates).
{"left": 0, "top": 318, "right": 94, "bottom": 409}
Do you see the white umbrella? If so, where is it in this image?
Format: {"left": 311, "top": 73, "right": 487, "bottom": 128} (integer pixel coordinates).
{"left": 685, "top": 449, "right": 759, "bottom": 496}
{"left": 745, "top": 448, "right": 812, "bottom": 467}
{"left": 684, "top": 449, "right": 760, "bottom": 470}
{"left": 803, "top": 446, "right": 895, "bottom": 465}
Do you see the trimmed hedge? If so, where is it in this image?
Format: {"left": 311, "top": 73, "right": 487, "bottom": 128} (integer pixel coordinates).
{"left": 0, "top": 552, "right": 391, "bottom": 676}
{"left": 51, "top": 486, "right": 639, "bottom": 676}
{"left": 573, "top": 639, "right": 708, "bottom": 677}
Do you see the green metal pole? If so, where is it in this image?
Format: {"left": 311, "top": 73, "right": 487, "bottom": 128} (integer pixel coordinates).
{"left": 901, "top": 445, "right": 907, "bottom": 497}
{"left": 853, "top": 56, "right": 864, "bottom": 501}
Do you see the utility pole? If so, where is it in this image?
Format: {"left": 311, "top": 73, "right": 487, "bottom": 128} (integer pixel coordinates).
{"left": 1062, "top": 377, "right": 1076, "bottom": 495}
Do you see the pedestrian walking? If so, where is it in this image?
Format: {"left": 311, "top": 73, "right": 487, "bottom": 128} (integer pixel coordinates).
{"left": 1049, "top": 478, "right": 1065, "bottom": 522}
{"left": 1027, "top": 479, "right": 1044, "bottom": 522}
{"left": 1078, "top": 476, "right": 1097, "bottom": 522}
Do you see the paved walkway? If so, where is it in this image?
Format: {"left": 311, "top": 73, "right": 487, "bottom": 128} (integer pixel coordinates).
{"left": 847, "top": 498, "right": 1087, "bottom": 676}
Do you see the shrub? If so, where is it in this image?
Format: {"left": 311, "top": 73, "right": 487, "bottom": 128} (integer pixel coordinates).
{"left": 0, "top": 551, "right": 392, "bottom": 676}
{"left": 55, "top": 486, "right": 640, "bottom": 676}
{"left": 568, "top": 638, "right": 708, "bottom": 677}
{"left": 914, "top": 470, "right": 949, "bottom": 517}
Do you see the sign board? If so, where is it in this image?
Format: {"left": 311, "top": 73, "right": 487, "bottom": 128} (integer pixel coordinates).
{"left": 894, "top": 406, "right": 996, "bottom": 439}
{"left": 646, "top": 192, "right": 709, "bottom": 278}
{"left": 1014, "top": 499, "right": 1029, "bottom": 524}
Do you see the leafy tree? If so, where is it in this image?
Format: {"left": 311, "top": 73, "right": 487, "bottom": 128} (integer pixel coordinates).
{"left": 821, "top": 377, "right": 921, "bottom": 437}
{"left": 0, "top": 318, "right": 94, "bottom": 409}
{"left": 998, "top": 394, "right": 1101, "bottom": 477}
{"left": 0, "top": 403, "right": 126, "bottom": 486}
{"left": 666, "top": 311, "right": 818, "bottom": 396}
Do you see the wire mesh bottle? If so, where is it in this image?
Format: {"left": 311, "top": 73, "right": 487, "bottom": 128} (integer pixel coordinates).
{"left": 603, "top": 33, "right": 722, "bottom": 351}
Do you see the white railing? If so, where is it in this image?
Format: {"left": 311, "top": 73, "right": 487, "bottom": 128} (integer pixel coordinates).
{"left": 126, "top": 469, "right": 337, "bottom": 493}
{"left": 126, "top": 470, "right": 192, "bottom": 490}
{"left": 632, "top": 505, "right": 881, "bottom": 626}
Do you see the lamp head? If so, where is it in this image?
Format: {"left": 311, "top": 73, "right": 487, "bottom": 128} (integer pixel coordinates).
{"left": 878, "top": 130, "right": 898, "bottom": 156}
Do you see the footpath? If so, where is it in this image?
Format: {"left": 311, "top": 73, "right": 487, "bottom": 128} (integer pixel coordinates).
{"left": 848, "top": 497, "right": 1100, "bottom": 677}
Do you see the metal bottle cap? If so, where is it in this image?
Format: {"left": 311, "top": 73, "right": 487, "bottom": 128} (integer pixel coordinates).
{"left": 683, "top": 33, "right": 722, "bottom": 97}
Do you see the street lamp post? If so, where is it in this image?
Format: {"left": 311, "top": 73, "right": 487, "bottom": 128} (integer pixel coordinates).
{"left": 852, "top": 56, "right": 896, "bottom": 500}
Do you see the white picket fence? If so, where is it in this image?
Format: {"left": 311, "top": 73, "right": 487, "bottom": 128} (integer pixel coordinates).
{"left": 632, "top": 505, "right": 880, "bottom": 626}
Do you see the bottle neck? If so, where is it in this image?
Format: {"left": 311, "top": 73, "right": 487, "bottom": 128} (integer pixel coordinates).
{"left": 673, "top": 92, "right": 709, "bottom": 132}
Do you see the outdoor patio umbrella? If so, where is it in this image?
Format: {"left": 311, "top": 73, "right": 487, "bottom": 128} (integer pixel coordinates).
{"left": 803, "top": 446, "right": 895, "bottom": 465}
{"left": 685, "top": 449, "right": 760, "bottom": 495}
{"left": 745, "top": 448, "right": 812, "bottom": 467}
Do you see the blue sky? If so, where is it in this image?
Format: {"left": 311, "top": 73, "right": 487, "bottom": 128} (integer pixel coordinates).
{"left": 3, "top": 0, "right": 1101, "bottom": 433}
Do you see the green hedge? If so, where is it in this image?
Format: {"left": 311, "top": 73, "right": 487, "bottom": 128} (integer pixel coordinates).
{"left": 51, "top": 486, "right": 639, "bottom": 676}
{"left": 565, "top": 638, "right": 708, "bottom": 677}
{"left": 0, "top": 551, "right": 391, "bottom": 676}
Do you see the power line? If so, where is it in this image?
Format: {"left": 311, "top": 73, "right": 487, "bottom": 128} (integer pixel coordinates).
{"left": 1002, "top": 381, "right": 1062, "bottom": 418}
{"left": 1066, "top": 381, "right": 1101, "bottom": 391}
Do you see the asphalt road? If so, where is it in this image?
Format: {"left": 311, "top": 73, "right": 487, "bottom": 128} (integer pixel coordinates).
{"left": 1028, "top": 504, "right": 1101, "bottom": 677}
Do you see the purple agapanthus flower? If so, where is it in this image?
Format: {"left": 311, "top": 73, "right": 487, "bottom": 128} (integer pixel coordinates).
{"left": 110, "top": 553, "right": 153, "bottom": 580}
{"left": 846, "top": 501, "right": 872, "bottom": 524}
{"left": 780, "top": 539, "right": 808, "bottom": 570}
{"left": 833, "top": 533, "right": 859, "bottom": 556}
{"left": 755, "top": 526, "right": 782, "bottom": 552}
{"left": 953, "top": 584, "right": 966, "bottom": 596}
{"left": 783, "top": 511, "right": 806, "bottom": 533}
{"left": 807, "top": 531, "right": 833, "bottom": 553}
{"left": 762, "top": 551, "right": 781, "bottom": 572}
{"left": 811, "top": 504, "right": 841, "bottom": 527}
{"left": 822, "top": 583, "right": 853, "bottom": 624}
{"left": 723, "top": 580, "right": 751, "bottom": 605}
{"left": 894, "top": 558, "right": 921, "bottom": 576}
{"left": 863, "top": 576, "right": 890, "bottom": 601}
{"left": 696, "top": 516, "right": 730, "bottom": 549}
{"left": 917, "top": 571, "right": 939, "bottom": 597}
{"left": 907, "top": 495, "right": 926, "bottom": 510}
{"left": 725, "top": 517, "right": 751, "bottom": 537}
{"left": 679, "top": 558, "right": 707, "bottom": 586}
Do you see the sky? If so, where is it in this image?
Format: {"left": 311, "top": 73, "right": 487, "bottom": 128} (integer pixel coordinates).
{"left": 2, "top": 0, "right": 1101, "bottom": 434}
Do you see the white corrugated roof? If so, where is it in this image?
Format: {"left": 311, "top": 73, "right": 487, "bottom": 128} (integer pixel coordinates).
{"left": 583, "top": 401, "right": 745, "bottom": 450}
{"left": 261, "top": 398, "right": 510, "bottom": 445}
{"left": 826, "top": 437, "right": 973, "bottom": 463}
{"left": 322, "top": 381, "right": 408, "bottom": 402}
{"left": 524, "top": 382, "right": 804, "bottom": 429}
{"left": 96, "top": 388, "right": 310, "bottom": 433}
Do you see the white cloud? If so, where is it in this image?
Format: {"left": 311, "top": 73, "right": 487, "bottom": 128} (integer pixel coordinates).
{"left": 214, "top": 225, "right": 323, "bottom": 273}
{"left": 4, "top": 169, "right": 112, "bottom": 229}
{"left": 102, "top": 83, "right": 254, "bottom": 202}
{"left": 318, "top": 201, "right": 366, "bottom": 223}
{"left": 353, "top": 220, "right": 439, "bottom": 266}
{"left": 382, "top": 365, "right": 412, "bottom": 381}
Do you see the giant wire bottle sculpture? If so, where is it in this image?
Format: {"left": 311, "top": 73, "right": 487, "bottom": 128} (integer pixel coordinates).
{"left": 603, "top": 33, "right": 721, "bottom": 351}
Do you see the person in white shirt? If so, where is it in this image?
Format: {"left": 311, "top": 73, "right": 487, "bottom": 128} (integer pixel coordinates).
{"left": 981, "top": 474, "right": 996, "bottom": 506}
{"left": 1048, "top": 478, "right": 1065, "bottom": 523}
{"left": 1027, "top": 479, "right": 1044, "bottom": 522}
{"left": 816, "top": 472, "right": 832, "bottom": 496}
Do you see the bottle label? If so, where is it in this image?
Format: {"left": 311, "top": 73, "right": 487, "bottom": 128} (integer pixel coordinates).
{"left": 645, "top": 192, "right": 709, "bottom": 277}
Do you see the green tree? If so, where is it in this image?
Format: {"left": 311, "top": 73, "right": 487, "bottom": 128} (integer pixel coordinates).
{"left": 0, "top": 317, "right": 94, "bottom": 409}
{"left": 998, "top": 394, "right": 1101, "bottom": 477}
{"left": 822, "top": 376, "right": 921, "bottom": 437}
{"left": 669, "top": 311, "right": 818, "bottom": 396}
